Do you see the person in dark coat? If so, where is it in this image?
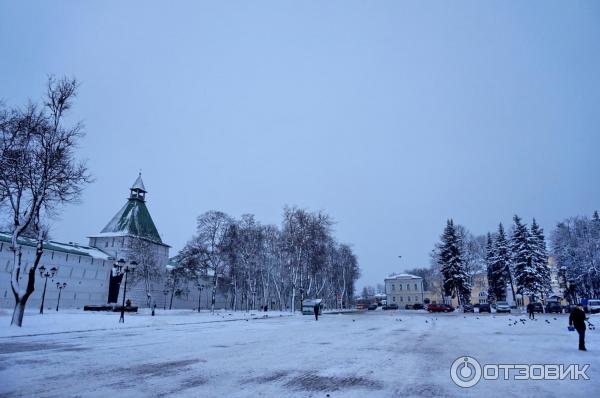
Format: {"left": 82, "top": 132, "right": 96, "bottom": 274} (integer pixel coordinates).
{"left": 313, "top": 304, "right": 319, "bottom": 321}
{"left": 569, "top": 304, "right": 588, "bottom": 351}
{"left": 527, "top": 302, "right": 535, "bottom": 319}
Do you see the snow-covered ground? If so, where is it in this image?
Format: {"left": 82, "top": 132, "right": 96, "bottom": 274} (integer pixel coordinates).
{"left": 0, "top": 309, "right": 598, "bottom": 397}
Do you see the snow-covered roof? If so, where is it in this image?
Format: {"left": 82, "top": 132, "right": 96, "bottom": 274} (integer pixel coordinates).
{"left": 0, "top": 232, "right": 110, "bottom": 260}
{"left": 302, "top": 299, "right": 323, "bottom": 306}
{"left": 131, "top": 173, "right": 146, "bottom": 192}
{"left": 386, "top": 273, "right": 422, "bottom": 280}
{"left": 91, "top": 194, "right": 167, "bottom": 246}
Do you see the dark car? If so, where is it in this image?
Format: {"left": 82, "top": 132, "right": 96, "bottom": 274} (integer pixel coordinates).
{"left": 462, "top": 304, "right": 474, "bottom": 313}
{"left": 412, "top": 303, "right": 424, "bottom": 310}
{"left": 405, "top": 304, "right": 413, "bottom": 310}
{"left": 530, "top": 302, "right": 544, "bottom": 313}
{"left": 427, "top": 304, "right": 454, "bottom": 313}
{"left": 545, "top": 302, "right": 562, "bottom": 314}
{"left": 387, "top": 303, "right": 399, "bottom": 310}
{"left": 478, "top": 303, "right": 491, "bottom": 313}
{"left": 564, "top": 304, "right": 577, "bottom": 313}
{"left": 368, "top": 304, "right": 378, "bottom": 310}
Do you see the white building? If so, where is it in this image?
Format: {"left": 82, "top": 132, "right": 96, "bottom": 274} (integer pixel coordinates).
{"left": 384, "top": 274, "right": 424, "bottom": 306}
{"left": 1, "top": 174, "right": 228, "bottom": 311}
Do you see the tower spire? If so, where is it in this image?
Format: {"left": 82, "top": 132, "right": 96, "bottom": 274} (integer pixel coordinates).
{"left": 130, "top": 173, "right": 147, "bottom": 201}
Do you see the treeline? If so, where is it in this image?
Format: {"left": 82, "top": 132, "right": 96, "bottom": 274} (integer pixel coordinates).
{"left": 172, "top": 207, "right": 360, "bottom": 312}
{"left": 552, "top": 211, "right": 600, "bottom": 302}
{"left": 431, "top": 215, "right": 551, "bottom": 305}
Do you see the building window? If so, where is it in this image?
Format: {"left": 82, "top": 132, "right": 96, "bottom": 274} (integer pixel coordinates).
{"left": 392, "top": 296, "right": 396, "bottom": 302}
{"left": 111, "top": 238, "right": 115, "bottom": 247}
{"left": 414, "top": 283, "right": 417, "bottom": 291}
{"left": 400, "top": 296, "right": 403, "bottom": 302}
{"left": 51, "top": 251, "right": 54, "bottom": 259}
{"left": 78, "top": 256, "right": 81, "bottom": 263}
{"left": 399, "top": 284, "right": 402, "bottom": 291}
{"left": 66, "top": 254, "right": 69, "bottom": 262}
{"left": 407, "top": 284, "right": 410, "bottom": 291}
{"left": 105, "top": 241, "right": 108, "bottom": 248}
{"left": 478, "top": 291, "right": 488, "bottom": 304}
{"left": 392, "top": 284, "right": 395, "bottom": 291}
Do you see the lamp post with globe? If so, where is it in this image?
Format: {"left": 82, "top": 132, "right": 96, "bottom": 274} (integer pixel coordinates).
{"left": 38, "top": 265, "right": 57, "bottom": 314}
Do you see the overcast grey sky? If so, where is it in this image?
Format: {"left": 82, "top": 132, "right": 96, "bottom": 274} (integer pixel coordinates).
{"left": 1, "top": 1, "right": 599, "bottom": 288}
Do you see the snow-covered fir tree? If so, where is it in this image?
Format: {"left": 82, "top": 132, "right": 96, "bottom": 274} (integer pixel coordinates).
{"left": 530, "top": 218, "right": 552, "bottom": 299}
{"left": 438, "top": 219, "right": 471, "bottom": 305}
{"left": 511, "top": 215, "right": 539, "bottom": 300}
{"left": 492, "top": 223, "right": 513, "bottom": 302}
{"left": 485, "top": 233, "right": 497, "bottom": 302}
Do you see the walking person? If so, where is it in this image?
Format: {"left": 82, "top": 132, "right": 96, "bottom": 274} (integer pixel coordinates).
{"left": 569, "top": 304, "right": 588, "bottom": 351}
{"left": 313, "top": 303, "right": 319, "bottom": 321}
{"left": 527, "top": 302, "right": 535, "bottom": 320}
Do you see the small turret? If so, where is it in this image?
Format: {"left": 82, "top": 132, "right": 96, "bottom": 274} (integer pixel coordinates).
{"left": 130, "top": 173, "right": 146, "bottom": 201}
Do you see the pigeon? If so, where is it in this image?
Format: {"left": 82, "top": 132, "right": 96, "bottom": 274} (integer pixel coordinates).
{"left": 425, "top": 320, "right": 428, "bottom": 323}
{"left": 352, "top": 319, "right": 355, "bottom": 322}
{"left": 545, "top": 319, "right": 550, "bottom": 324}
{"left": 553, "top": 318, "right": 557, "bottom": 320}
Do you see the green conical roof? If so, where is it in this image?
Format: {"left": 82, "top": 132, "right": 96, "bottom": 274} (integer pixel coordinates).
{"left": 100, "top": 198, "right": 163, "bottom": 244}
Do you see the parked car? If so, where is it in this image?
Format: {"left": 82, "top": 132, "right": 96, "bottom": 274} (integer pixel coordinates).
{"left": 405, "top": 304, "right": 414, "bottom": 310}
{"left": 427, "top": 304, "right": 454, "bottom": 313}
{"left": 495, "top": 301, "right": 511, "bottom": 313}
{"left": 564, "top": 304, "right": 578, "bottom": 313}
{"left": 586, "top": 299, "right": 600, "bottom": 314}
{"left": 462, "top": 304, "right": 474, "bottom": 313}
{"left": 367, "top": 304, "right": 378, "bottom": 310}
{"left": 531, "top": 302, "right": 544, "bottom": 313}
{"left": 545, "top": 302, "right": 562, "bottom": 314}
{"left": 412, "top": 303, "right": 424, "bottom": 310}
{"left": 383, "top": 303, "right": 398, "bottom": 310}
{"left": 478, "top": 303, "right": 491, "bottom": 313}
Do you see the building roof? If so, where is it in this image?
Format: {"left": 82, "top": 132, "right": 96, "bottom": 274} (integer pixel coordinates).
{"left": 130, "top": 173, "right": 146, "bottom": 193}
{"left": 0, "top": 232, "right": 111, "bottom": 260}
{"left": 90, "top": 198, "right": 166, "bottom": 246}
{"left": 89, "top": 175, "right": 168, "bottom": 246}
{"left": 385, "top": 273, "right": 422, "bottom": 280}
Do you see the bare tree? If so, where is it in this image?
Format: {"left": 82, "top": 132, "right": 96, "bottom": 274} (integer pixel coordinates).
{"left": 0, "top": 76, "right": 91, "bottom": 326}
{"left": 126, "top": 238, "right": 163, "bottom": 308}
{"left": 191, "top": 211, "right": 233, "bottom": 313}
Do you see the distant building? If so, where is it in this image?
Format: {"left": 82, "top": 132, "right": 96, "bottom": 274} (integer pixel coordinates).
{"left": 384, "top": 274, "right": 424, "bottom": 305}
{"left": 1, "top": 174, "right": 227, "bottom": 310}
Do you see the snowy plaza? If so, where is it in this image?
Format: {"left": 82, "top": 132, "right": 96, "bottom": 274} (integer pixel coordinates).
{"left": 1, "top": 309, "right": 598, "bottom": 398}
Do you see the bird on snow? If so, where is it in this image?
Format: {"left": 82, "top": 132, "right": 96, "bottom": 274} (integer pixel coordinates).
{"left": 545, "top": 320, "right": 550, "bottom": 324}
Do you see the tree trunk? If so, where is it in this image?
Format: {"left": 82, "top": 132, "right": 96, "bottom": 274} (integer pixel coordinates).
{"left": 211, "top": 273, "right": 218, "bottom": 313}
{"left": 10, "top": 244, "right": 42, "bottom": 327}
{"left": 11, "top": 300, "right": 26, "bottom": 327}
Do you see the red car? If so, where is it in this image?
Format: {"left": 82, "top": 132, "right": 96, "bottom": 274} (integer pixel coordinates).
{"left": 427, "top": 304, "right": 455, "bottom": 313}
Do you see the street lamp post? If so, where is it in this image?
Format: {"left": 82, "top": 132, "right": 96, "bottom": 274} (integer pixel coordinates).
{"left": 38, "top": 265, "right": 57, "bottom": 314}
{"left": 197, "top": 283, "right": 204, "bottom": 313}
{"left": 113, "top": 258, "right": 137, "bottom": 323}
{"left": 55, "top": 282, "right": 67, "bottom": 311}
{"left": 163, "top": 289, "right": 169, "bottom": 310}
